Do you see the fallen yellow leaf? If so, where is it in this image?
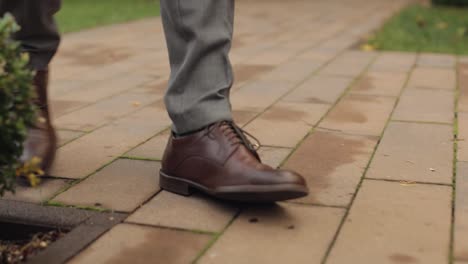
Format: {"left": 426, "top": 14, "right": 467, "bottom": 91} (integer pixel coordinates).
{"left": 399, "top": 180, "right": 416, "bottom": 186}
{"left": 37, "top": 117, "right": 47, "bottom": 124}
{"left": 361, "top": 44, "right": 375, "bottom": 52}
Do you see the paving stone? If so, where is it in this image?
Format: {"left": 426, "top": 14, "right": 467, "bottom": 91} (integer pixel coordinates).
{"left": 50, "top": 106, "right": 170, "bottom": 179}
{"left": 134, "top": 79, "right": 168, "bottom": 97}
{"left": 53, "top": 72, "right": 154, "bottom": 103}
{"left": 417, "top": 53, "right": 456, "bottom": 68}
{"left": 244, "top": 101, "right": 329, "bottom": 147}
{"left": 53, "top": 159, "right": 160, "bottom": 212}
{"left": 458, "top": 112, "right": 468, "bottom": 162}
{"left": 299, "top": 50, "right": 338, "bottom": 63}
{"left": 283, "top": 75, "right": 353, "bottom": 104}
{"left": 200, "top": 203, "right": 344, "bottom": 264}
{"left": 349, "top": 71, "right": 407, "bottom": 97}
{"left": 319, "top": 94, "right": 396, "bottom": 136}
{"left": 233, "top": 64, "right": 274, "bottom": 86}
{"left": 369, "top": 52, "right": 417, "bottom": 73}
{"left": 57, "top": 130, "right": 85, "bottom": 147}
{"left": 366, "top": 122, "right": 453, "bottom": 184}
{"left": 327, "top": 180, "right": 452, "bottom": 264}
{"left": 407, "top": 67, "right": 456, "bottom": 91}
{"left": 283, "top": 130, "right": 377, "bottom": 206}
{"left": 230, "top": 80, "right": 294, "bottom": 113}
{"left": 243, "top": 49, "right": 298, "bottom": 65}
{"left": 314, "top": 33, "right": 358, "bottom": 53}
{"left": 69, "top": 223, "right": 211, "bottom": 264}
{"left": 50, "top": 64, "right": 94, "bottom": 82}
{"left": 124, "top": 129, "right": 170, "bottom": 161}
{"left": 63, "top": 57, "right": 147, "bottom": 84}
{"left": 259, "top": 59, "right": 323, "bottom": 82}
{"left": 50, "top": 100, "right": 88, "bottom": 118}
{"left": 56, "top": 43, "right": 133, "bottom": 70}
{"left": 277, "top": 40, "right": 318, "bottom": 53}
{"left": 231, "top": 43, "right": 277, "bottom": 63}
{"left": 127, "top": 191, "right": 238, "bottom": 233}
{"left": 257, "top": 146, "right": 292, "bottom": 168}
{"left": 54, "top": 90, "right": 161, "bottom": 131}
{"left": 2, "top": 179, "right": 70, "bottom": 204}
{"left": 455, "top": 162, "right": 468, "bottom": 262}
{"left": 458, "top": 63, "right": 468, "bottom": 112}
{"left": 320, "top": 51, "right": 376, "bottom": 77}
{"left": 392, "top": 87, "right": 454, "bottom": 123}
{"left": 232, "top": 110, "right": 258, "bottom": 127}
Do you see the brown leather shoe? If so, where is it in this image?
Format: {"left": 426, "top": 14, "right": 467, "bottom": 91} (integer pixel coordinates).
{"left": 160, "top": 121, "right": 308, "bottom": 202}
{"left": 20, "top": 69, "right": 57, "bottom": 175}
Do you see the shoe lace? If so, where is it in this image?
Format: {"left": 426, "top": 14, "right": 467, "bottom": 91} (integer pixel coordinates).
{"left": 208, "top": 121, "right": 261, "bottom": 160}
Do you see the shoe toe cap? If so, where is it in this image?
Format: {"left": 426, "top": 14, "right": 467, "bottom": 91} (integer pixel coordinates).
{"left": 278, "top": 170, "right": 308, "bottom": 187}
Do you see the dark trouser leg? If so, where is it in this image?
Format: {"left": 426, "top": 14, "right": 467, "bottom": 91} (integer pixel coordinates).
{"left": 0, "top": 0, "right": 61, "bottom": 174}
{"left": 0, "top": 0, "right": 61, "bottom": 70}
{"left": 160, "top": 0, "right": 235, "bottom": 134}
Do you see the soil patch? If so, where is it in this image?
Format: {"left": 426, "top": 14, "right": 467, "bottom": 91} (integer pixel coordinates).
{"left": 0, "top": 222, "right": 66, "bottom": 264}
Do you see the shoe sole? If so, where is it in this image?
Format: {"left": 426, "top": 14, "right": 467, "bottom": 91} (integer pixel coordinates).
{"left": 159, "top": 171, "right": 308, "bottom": 202}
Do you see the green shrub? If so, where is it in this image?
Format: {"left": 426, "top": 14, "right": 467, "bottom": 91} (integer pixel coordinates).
{"left": 0, "top": 14, "right": 36, "bottom": 196}
{"left": 432, "top": 0, "right": 468, "bottom": 6}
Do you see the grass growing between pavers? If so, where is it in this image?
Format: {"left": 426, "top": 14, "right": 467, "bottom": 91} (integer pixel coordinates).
{"left": 449, "top": 61, "right": 462, "bottom": 263}
{"left": 46, "top": 201, "right": 110, "bottom": 213}
{"left": 56, "top": 0, "right": 160, "bottom": 33}
{"left": 366, "top": 5, "right": 468, "bottom": 55}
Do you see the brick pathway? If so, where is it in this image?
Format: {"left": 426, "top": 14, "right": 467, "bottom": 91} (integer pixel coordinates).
{"left": 3, "top": 0, "right": 468, "bottom": 263}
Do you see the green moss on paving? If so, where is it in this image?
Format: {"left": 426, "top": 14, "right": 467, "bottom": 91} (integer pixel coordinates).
{"left": 46, "top": 201, "right": 109, "bottom": 212}
{"left": 45, "top": 201, "right": 69, "bottom": 208}
{"left": 368, "top": 4, "right": 468, "bottom": 55}
{"left": 120, "top": 156, "right": 161, "bottom": 162}
{"left": 56, "top": 0, "right": 160, "bottom": 33}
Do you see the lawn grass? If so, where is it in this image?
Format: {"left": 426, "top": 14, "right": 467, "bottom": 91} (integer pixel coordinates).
{"left": 367, "top": 4, "right": 468, "bottom": 55}
{"left": 55, "top": 0, "right": 160, "bottom": 33}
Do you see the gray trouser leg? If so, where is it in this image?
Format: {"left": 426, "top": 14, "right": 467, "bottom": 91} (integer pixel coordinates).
{"left": 0, "top": 0, "right": 61, "bottom": 70}
{"left": 160, "top": 0, "right": 235, "bottom": 134}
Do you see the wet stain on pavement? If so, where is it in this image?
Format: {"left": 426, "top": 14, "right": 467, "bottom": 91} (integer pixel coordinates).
{"left": 99, "top": 225, "right": 210, "bottom": 264}
{"left": 139, "top": 80, "right": 168, "bottom": 95}
{"left": 233, "top": 64, "right": 274, "bottom": 83}
{"left": 353, "top": 75, "right": 374, "bottom": 92}
{"left": 262, "top": 106, "right": 307, "bottom": 122}
{"left": 233, "top": 110, "right": 257, "bottom": 125}
{"left": 455, "top": 249, "right": 468, "bottom": 261}
{"left": 413, "top": 85, "right": 446, "bottom": 91}
{"left": 60, "top": 44, "right": 131, "bottom": 66}
{"left": 149, "top": 99, "right": 167, "bottom": 110}
{"left": 283, "top": 131, "right": 372, "bottom": 204}
{"left": 346, "top": 94, "right": 377, "bottom": 103}
{"left": 389, "top": 253, "right": 419, "bottom": 263}
{"left": 232, "top": 37, "right": 245, "bottom": 49}
{"left": 304, "top": 97, "right": 329, "bottom": 105}
{"left": 50, "top": 100, "right": 86, "bottom": 117}
{"left": 326, "top": 96, "right": 369, "bottom": 124}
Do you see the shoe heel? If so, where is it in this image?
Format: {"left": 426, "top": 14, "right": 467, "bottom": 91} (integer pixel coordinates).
{"left": 160, "top": 172, "right": 193, "bottom": 196}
